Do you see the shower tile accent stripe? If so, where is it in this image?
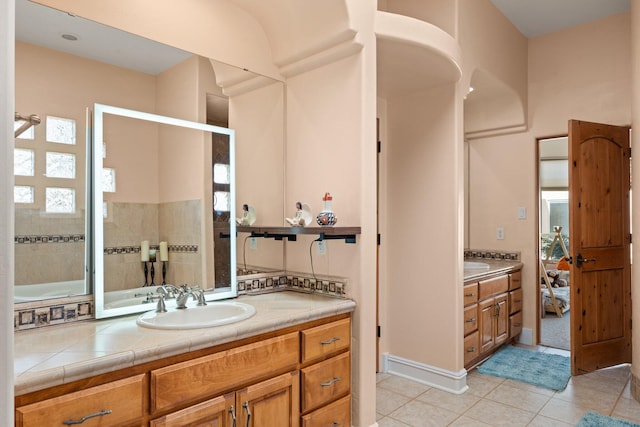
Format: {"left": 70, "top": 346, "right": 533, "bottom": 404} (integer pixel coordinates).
{"left": 15, "top": 234, "right": 84, "bottom": 244}
{"left": 103, "top": 244, "right": 198, "bottom": 255}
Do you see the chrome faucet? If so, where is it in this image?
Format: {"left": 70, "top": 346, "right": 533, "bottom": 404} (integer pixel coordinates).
{"left": 156, "top": 284, "right": 195, "bottom": 309}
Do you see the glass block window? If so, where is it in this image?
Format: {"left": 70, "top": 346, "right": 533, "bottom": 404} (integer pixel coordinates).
{"left": 46, "top": 187, "right": 75, "bottom": 213}
{"left": 214, "top": 163, "right": 230, "bottom": 184}
{"left": 14, "top": 149, "right": 34, "bottom": 176}
{"left": 14, "top": 186, "right": 34, "bottom": 204}
{"left": 46, "top": 116, "right": 76, "bottom": 145}
{"left": 46, "top": 152, "right": 76, "bottom": 179}
{"left": 14, "top": 121, "right": 34, "bottom": 139}
{"left": 102, "top": 168, "right": 116, "bottom": 192}
{"left": 214, "top": 191, "right": 230, "bottom": 212}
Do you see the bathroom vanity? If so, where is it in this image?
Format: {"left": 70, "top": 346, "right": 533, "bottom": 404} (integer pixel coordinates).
{"left": 14, "top": 292, "right": 355, "bottom": 426}
{"left": 463, "top": 260, "right": 523, "bottom": 369}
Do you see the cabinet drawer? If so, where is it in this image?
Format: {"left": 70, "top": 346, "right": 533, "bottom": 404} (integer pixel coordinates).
{"left": 464, "top": 331, "right": 480, "bottom": 366}
{"left": 150, "top": 393, "right": 234, "bottom": 427}
{"left": 301, "top": 352, "right": 350, "bottom": 413}
{"left": 509, "top": 288, "right": 523, "bottom": 314}
{"left": 151, "top": 332, "right": 299, "bottom": 414}
{"left": 16, "top": 374, "right": 146, "bottom": 427}
{"left": 301, "top": 395, "right": 350, "bottom": 427}
{"left": 302, "top": 318, "right": 350, "bottom": 364}
{"left": 509, "top": 270, "right": 522, "bottom": 290}
{"left": 510, "top": 311, "right": 523, "bottom": 338}
{"left": 479, "top": 275, "right": 508, "bottom": 300}
{"left": 464, "top": 304, "right": 478, "bottom": 336}
{"left": 463, "top": 283, "right": 479, "bottom": 306}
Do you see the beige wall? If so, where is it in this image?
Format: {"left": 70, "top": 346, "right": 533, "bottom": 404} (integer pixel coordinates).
{"left": 469, "top": 12, "right": 632, "bottom": 344}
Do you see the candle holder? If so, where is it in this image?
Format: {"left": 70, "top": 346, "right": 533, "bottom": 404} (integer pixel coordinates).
{"left": 162, "top": 261, "right": 167, "bottom": 285}
{"left": 142, "top": 262, "right": 149, "bottom": 286}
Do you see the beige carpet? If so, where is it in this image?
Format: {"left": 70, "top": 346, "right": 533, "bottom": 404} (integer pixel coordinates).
{"left": 541, "top": 310, "right": 570, "bottom": 351}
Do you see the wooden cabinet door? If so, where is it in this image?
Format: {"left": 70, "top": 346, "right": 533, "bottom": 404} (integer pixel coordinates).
{"left": 236, "top": 371, "right": 300, "bottom": 427}
{"left": 150, "top": 393, "right": 235, "bottom": 427}
{"left": 494, "top": 293, "right": 509, "bottom": 346}
{"left": 479, "top": 298, "right": 495, "bottom": 353}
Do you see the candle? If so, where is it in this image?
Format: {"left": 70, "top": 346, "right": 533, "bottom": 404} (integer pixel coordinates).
{"left": 141, "top": 240, "right": 149, "bottom": 262}
{"left": 149, "top": 249, "right": 157, "bottom": 262}
{"left": 159, "top": 241, "right": 168, "bottom": 262}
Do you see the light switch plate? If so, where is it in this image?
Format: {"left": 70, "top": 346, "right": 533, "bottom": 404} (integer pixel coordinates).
{"left": 496, "top": 227, "right": 505, "bottom": 240}
{"left": 249, "top": 237, "right": 257, "bottom": 250}
{"left": 518, "top": 207, "right": 526, "bottom": 219}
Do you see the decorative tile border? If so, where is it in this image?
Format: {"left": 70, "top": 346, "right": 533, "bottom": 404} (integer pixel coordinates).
{"left": 14, "top": 295, "right": 94, "bottom": 331}
{"left": 15, "top": 234, "right": 84, "bottom": 244}
{"left": 103, "top": 244, "right": 198, "bottom": 255}
{"left": 464, "top": 249, "right": 521, "bottom": 261}
{"left": 14, "top": 269, "right": 347, "bottom": 331}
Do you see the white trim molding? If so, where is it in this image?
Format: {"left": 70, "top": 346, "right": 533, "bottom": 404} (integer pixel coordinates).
{"left": 383, "top": 353, "right": 469, "bottom": 394}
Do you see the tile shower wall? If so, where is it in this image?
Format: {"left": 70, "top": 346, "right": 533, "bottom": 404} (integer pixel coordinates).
{"left": 103, "top": 200, "right": 201, "bottom": 291}
{"left": 14, "top": 207, "right": 85, "bottom": 286}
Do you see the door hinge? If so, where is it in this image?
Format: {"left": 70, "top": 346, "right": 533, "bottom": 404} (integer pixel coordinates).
{"left": 377, "top": 325, "right": 381, "bottom": 338}
{"left": 377, "top": 234, "right": 381, "bottom": 245}
{"left": 377, "top": 140, "right": 381, "bottom": 153}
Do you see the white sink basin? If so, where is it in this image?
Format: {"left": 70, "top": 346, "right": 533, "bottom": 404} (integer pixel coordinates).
{"left": 137, "top": 301, "right": 256, "bottom": 330}
{"left": 464, "top": 261, "right": 490, "bottom": 270}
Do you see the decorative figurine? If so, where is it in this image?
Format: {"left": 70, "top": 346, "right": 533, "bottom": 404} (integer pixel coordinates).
{"left": 286, "top": 201, "right": 312, "bottom": 227}
{"left": 236, "top": 204, "right": 256, "bottom": 225}
{"left": 316, "top": 192, "right": 337, "bottom": 226}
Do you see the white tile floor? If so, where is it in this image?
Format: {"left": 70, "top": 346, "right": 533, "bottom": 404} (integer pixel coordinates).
{"left": 376, "top": 347, "right": 640, "bottom": 426}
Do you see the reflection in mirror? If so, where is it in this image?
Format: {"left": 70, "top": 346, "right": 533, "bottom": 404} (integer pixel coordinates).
{"left": 14, "top": 0, "right": 286, "bottom": 307}
{"left": 94, "top": 104, "right": 236, "bottom": 318}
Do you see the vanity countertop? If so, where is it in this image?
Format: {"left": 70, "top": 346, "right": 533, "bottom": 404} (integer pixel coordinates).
{"left": 464, "top": 259, "right": 523, "bottom": 282}
{"left": 14, "top": 291, "right": 356, "bottom": 396}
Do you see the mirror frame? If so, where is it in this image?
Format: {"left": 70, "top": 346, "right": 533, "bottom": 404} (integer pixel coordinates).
{"left": 93, "top": 103, "right": 236, "bottom": 318}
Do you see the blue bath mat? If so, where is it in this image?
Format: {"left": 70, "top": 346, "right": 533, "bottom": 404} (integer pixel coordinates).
{"left": 577, "top": 412, "right": 640, "bottom": 427}
{"left": 477, "top": 345, "right": 570, "bottom": 391}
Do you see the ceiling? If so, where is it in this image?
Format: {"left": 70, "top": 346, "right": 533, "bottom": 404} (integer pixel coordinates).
{"left": 490, "top": 0, "right": 630, "bottom": 38}
{"left": 16, "top": 0, "right": 632, "bottom": 75}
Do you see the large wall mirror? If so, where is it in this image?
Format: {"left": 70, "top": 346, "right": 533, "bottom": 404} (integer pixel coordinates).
{"left": 14, "top": 0, "right": 286, "bottom": 315}
{"left": 94, "top": 104, "right": 236, "bottom": 318}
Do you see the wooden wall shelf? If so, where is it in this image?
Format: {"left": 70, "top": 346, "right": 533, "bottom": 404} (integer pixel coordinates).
{"left": 231, "top": 226, "right": 361, "bottom": 244}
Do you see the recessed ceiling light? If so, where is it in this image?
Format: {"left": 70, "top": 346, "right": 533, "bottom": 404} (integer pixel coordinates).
{"left": 61, "top": 33, "right": 79, "bottom": 41}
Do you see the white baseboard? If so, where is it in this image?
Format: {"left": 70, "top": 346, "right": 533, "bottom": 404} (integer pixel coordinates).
{"left": 518, "top": 328, "right": 533, "bottom": 346}
{"left": 382, "top": 353, "right": 469, "bottom": 394}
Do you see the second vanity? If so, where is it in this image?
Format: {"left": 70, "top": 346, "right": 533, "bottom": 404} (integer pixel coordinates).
{"left": 463, "top": 258, "right": 523, "bottom": 369}
{"left": 14, "top": 292, "right": 355, "bottom": 426}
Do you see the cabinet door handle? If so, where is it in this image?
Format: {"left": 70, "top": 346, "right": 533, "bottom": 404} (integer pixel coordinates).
{"left": 465, "top": 318, "right": 476, "bottom": 323}
{"left": 465, "top": 293, "right": 475, "bottom": 297}
{"left": 494, "top": 304, "right": 501, "bottom": 317}
{"left": 321, "top": 337, "right": 341, "bottom": 345}
{"left": 63, "top": 409, "right": 112, "bottom": 425}
{"left": 514, "top": 299, "right": 522, "bottom": 303}
{"left": 242, "top": 402, "right": 251, "bottom": 427}
{"left": 332, "top": 423, "right": 341, "bottom": 427}
{"left": 321, "top": 377, "right": 341, "bottom": 387}
{"left": 229, "top": 405, "right": 236, "bottom": 427}
{"left": 467, "top": 347, "right": 476, "bottom": 353}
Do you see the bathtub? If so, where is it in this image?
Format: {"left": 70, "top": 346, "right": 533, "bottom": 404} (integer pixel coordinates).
{"left": 14, "top": 279, "right": 87, "bottom": 303}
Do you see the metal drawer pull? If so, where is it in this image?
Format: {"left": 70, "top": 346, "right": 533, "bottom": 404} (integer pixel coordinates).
{"left": 465, "top": 318, "right": 476, "bottom": 323}
{"left": 63, "top": 409, "right": 112, "bottom": 425}
{"left": 242, "top": 402, "right": 251, "bottom": 427}
{"left": 514, "top": 299, "right": 522, "bottom": 303}
{"left": 320, "top": 377, "right": 341, "bottom": 387}
{"left": 332, "top": 423, "right": 341, "bottom": 427}
{"left": 321, "top": 337, "right": 341, "bottom": 345}
{"left": 229, "top": 405, "right": 236, "bottom": 427}
{"left": 467, "top": 347, "right": 476, "bottom": 353}
{"left": 465, "top": 293, "right": 475, "bottom": 297}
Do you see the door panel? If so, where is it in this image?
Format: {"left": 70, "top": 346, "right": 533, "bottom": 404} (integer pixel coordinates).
{"left": 569, "top": 119, "right": 631, "bottom": 375}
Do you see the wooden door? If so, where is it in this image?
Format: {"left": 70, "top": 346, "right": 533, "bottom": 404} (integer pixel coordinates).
{"left": 569, "top": 120, "right": 631, "bottom": 375}
{"left": 479, "top": 299, "right": 495, "bottom": 353}
{"left": 494, "top": 294, "right": 509, "bottom": 346}
{"left": 236, "top": 371, "right": 300, "bottom": 427}
{"left": 149, "top": 393, "right": 235, "bottom": 427}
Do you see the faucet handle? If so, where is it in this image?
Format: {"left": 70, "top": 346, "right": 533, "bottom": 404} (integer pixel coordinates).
{"left": 155, "top": 294, "right": 167, "bottom": 313}
{"left": 194, "top": 290, "right": 207, "bottom": 306}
